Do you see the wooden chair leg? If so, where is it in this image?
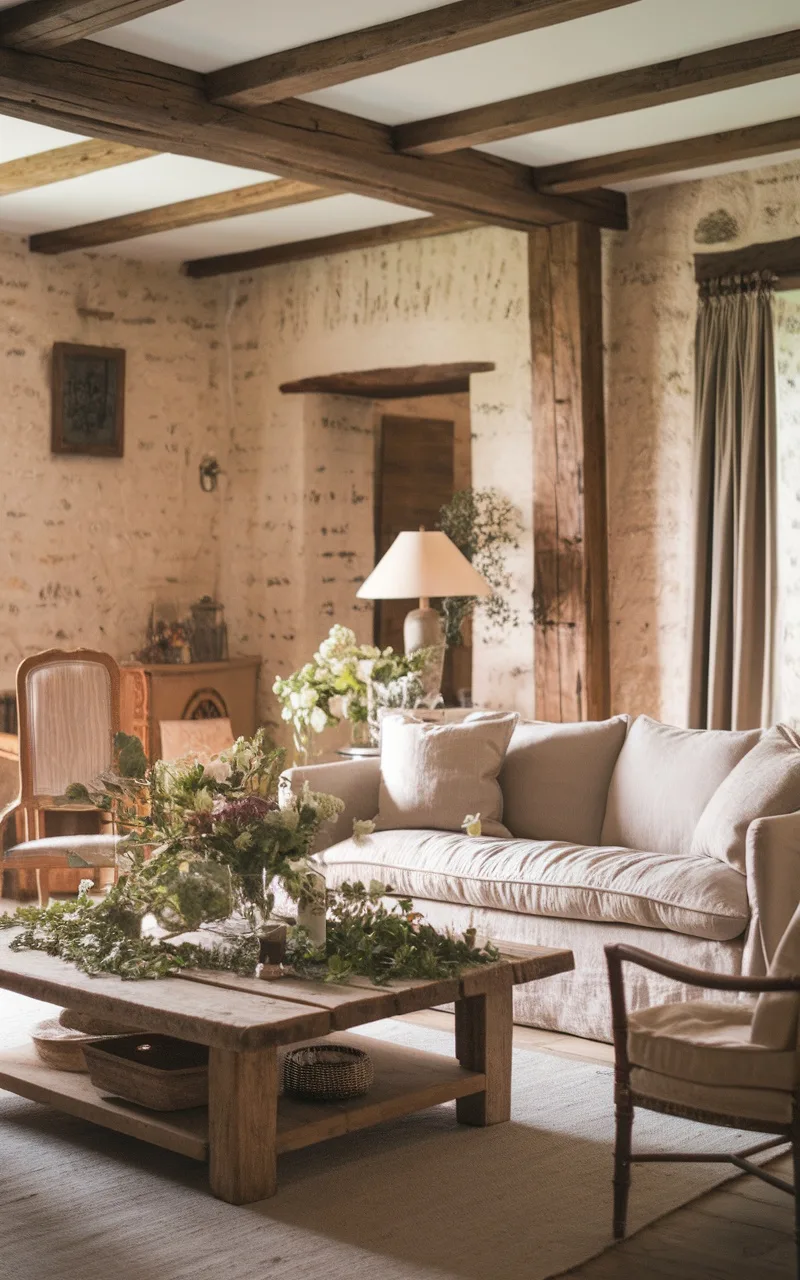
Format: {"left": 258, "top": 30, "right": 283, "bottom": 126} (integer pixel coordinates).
{"left": 35, "top": 868, "right": 50, "bottom": 908}
{"left": 792, "top": 1117, "right": 800, "bottom": 1279}
{"left": 613, "top": 1084, "right": 634, "bottom": 1240}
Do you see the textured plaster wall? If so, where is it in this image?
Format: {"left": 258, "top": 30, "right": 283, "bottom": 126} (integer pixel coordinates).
{"left": 219, "top": 226, "right": 533, "bottom": 734}
{"left": 603, "top": 159, "right": 800, "bottom": 725}
{"left": 0, "top": 232, "right": 227, "bottom": 689}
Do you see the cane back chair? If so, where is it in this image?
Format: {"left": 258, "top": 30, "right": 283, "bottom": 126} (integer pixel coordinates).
{"left": 1, "top": 649, "right": 123, "bottom": 905}
{"left": 606, "top": 906, "right": 800, "bottom": 1275}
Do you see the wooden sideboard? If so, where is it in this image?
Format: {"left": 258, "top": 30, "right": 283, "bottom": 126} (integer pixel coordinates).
{"left": 120, "top": 657, "right": 261, "bottom": 761}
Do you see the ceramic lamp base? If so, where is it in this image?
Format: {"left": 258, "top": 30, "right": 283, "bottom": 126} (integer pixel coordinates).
{"left": 403, "top": 604, "right": 444, "bottom": 654}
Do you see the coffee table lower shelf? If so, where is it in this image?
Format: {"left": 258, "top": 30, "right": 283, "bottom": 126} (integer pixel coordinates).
{"left": 0, "top": 1033, "right": 486, "bottom": 1167}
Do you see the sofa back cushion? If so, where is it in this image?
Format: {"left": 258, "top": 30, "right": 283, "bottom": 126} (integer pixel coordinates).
{"left": 691, "top": 725, "right": 800, "bottom": 873}
{"left": 601, "top": 716, "right": 761, "bottom": 858}
{"left": 375, "top": 711, "right": 518, "bottom": 837}
{"left": 500, "top": 716, "right": 629, "bottom": 846}
{"left": 751, "top": 901, "right": 800, "bottom": 1051}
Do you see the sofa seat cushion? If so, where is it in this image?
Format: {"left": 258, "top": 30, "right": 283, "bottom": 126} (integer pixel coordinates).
{"left": 628, "top": 1001, "right": 795, "bottom": 1091}
{"left": 320, "top": 831, "right": 749, "bottom": 941}
{"left": 630, "top": 1068, "right": 792, "bottom": 1127}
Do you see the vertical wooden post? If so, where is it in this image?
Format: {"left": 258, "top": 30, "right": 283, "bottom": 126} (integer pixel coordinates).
{"left": 530, "top": 221, "right": 610, "bottom": 722}
{"left": 208, "top": 1045, "right": 278, "bottom": 1204}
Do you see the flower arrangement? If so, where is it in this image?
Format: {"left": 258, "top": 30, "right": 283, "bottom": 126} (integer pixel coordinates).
{"left": 0, "top": 730, "right": 343, "bottom": 980}
{"left": 0, "top": 731, "right": 501, "bottom": 987}
{"left": 273, "top": 624, "right": 435, "bottom": 760}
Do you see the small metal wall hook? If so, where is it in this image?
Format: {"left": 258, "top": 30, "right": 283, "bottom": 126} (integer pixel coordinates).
{"left": 199, "top": 455, "right": 222, "bottom": 492}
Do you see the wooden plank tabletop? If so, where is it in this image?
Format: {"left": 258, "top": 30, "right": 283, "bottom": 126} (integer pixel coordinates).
{"left": 0, "top": 936, "right": 573, "bottom": 1046}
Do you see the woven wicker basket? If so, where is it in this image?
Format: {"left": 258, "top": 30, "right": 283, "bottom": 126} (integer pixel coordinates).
{"left": 31, "top": 1019, "right": 108, "bottom": 1073}
{"left": 283, "top": 1044, "right": 374, "bottom": 1101}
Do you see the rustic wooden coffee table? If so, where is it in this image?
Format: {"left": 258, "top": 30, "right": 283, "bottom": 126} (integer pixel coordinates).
{"left": 0, "top": 937, "right": 573, "bottom": 1204}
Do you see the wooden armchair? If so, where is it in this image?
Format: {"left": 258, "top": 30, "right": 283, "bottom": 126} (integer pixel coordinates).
{"left": 605, "top": 914, "right": 800, "bottom": 1275}
{"left": 1, "top": 649, "right": 123, "bottom": 905}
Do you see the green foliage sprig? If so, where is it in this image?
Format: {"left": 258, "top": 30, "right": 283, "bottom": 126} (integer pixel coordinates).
{"left": 437, "top": 487, "right": 523, "bottom": 646}
{"left": 286, "top": 880, "right": 499, "bottom": 985}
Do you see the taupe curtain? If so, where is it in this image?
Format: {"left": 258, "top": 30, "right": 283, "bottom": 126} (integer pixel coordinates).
{"left": 688, "top": 273, "right": 777, "bottom": 730}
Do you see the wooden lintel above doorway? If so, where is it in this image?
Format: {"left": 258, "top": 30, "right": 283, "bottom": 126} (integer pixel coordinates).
{"left": 279, "top": 362, "right": 496, "bottom": 400}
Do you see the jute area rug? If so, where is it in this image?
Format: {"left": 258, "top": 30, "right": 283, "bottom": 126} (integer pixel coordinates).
{"left": 0, "top": 990, "right": 771, "bottom": 1280}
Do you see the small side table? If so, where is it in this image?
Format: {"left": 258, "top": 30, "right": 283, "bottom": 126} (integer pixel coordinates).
{"left": 335, "top": 745, "right": 380, "bottom": 759}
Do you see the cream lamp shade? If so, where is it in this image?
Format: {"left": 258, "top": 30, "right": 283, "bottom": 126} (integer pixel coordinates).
{"left": 357, "top": 529, "right": 491, "bottom": 657}
{"left": 357, "top": 530, "right": 491, "bottom": 603}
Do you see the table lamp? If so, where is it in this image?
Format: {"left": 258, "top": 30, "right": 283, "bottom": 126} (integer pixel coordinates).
{"left": 357, "top": 528, "right": 491, "bottom": 654}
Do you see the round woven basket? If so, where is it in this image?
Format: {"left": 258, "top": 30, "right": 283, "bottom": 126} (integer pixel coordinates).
{"left": 31, "top": 1019, "right": 97, "bottom": 1073}
{"left": 283, "top": 1044, "right": 374, "bottom": 1101}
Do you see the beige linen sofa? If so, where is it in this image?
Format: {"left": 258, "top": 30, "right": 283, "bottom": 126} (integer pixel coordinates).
{"left": 284, "top": 715, "right": 800, "bottom": 1041}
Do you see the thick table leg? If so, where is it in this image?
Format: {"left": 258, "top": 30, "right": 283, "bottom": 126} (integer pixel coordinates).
{"left": 454, "top": 978, "right": 513, "bottom": 1126}
{"left": 208, "top": 1045, "right": 278, "bottom": 1204}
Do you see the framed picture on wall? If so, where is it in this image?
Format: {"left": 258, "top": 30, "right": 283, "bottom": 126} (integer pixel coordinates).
{"left": 51, "top": 342, "right": 125, "bottom": 457}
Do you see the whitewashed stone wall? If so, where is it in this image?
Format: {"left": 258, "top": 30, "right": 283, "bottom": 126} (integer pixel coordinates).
{"left": 220, "top": 226, "right": 533, "bottom": 732}
{"left": 603, "top": 159, "right": 800, "bottom": 725}
{"left": 0, "top": 232, "right": 226, "bottom": 688}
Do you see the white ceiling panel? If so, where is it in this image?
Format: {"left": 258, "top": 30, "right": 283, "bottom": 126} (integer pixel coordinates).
{"left": 92, "top": 0, "right": 453, "bottom": 72}
{"left": 0, "top": 116, "right": 89, "bottom": 161}
{"left": 479, "top": 77, "right": 800, "bottom": 172}
{"left": 88, "top": 194, "right": 427, "bottom": 261}
{"left": 301, "top": 0, "right": 800, "bottom": 125}
{"left": 0, "top": 151, "right": 278, "bottom": 236}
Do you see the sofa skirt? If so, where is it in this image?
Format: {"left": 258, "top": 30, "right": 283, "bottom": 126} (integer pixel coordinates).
{"left": 398, "top": 897, "right": 747, "bottom": 1042}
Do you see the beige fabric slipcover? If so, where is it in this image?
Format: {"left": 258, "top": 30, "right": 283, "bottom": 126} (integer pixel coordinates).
{"left": 628, "top": 1000, "right": 794, "bottom": 1090}
{"left": 320, "top": 830, "right": 749, "bottom": 941}
{"left": 375, "top": 712, "right": 517, "bottom": 837}
{"left": 601, "top": 715, "right": 761, "bottom": 858}
{"left": 691, "top": 724, "right": 800, "bottom": 872}
{"left": 630, "top": 1068, "right": 792, "bottom": 1126}
{"left": 500, "top": 716, "right": 628, "bottom": 847}
{"left": 751, "top": 901, "right": 800, "bottom": 1051}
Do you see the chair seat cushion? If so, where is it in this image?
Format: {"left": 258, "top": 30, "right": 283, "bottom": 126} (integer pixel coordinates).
{"left": 320, "top": 830, "right": 750, "bottom": 941}
{"left": 628, "top": 1000, "right": 796, "bottom": 1090}
{"left": 4, "top": 834, "right": 122, "bottom": 868}
{"left": 631, "top": 1067, "right": 792, "bottom": 1127}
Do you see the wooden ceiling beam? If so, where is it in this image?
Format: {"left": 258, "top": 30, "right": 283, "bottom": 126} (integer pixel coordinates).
{"left": 0, "top": 0, "right": 183, "bottom": 51}
{"left": 29, "top": 178, "right": 330, "bottom": 253}
{"left": 0, "top": 40, "right": 627, "bottom": 232}
{"left": 0, "top": 137, "right": 153, "bottom": 195}
{"left": 183, "top": 216, "right": 479, "bottom": 279}
{"left": 536, "top": 115, "right": 800, "bottom": 193}
{"left": 394, "top": 27, "right": 800, "bottom": 155}
{"left": 694, "top": 235, "right": 800, "bottom": 284}
{"left": 208, "top": 0, "right": 638, "bottom": 108}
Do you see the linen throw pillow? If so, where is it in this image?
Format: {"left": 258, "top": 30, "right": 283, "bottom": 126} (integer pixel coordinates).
{"left": 601, "top": 716, "right": 761, "bottom": 858}
{"left": 375, "top": 711, "right": 518, "bottom": 837}
{"left": 499, "top": 716, "right": 629, "bottom": 846}
{"left": 691, "top": 725, "right": 800, "bottom": 873}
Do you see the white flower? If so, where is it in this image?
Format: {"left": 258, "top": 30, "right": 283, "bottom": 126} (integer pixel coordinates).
{"left": 281, "top": 706, "right": 293, "bottom": 721}
{"left": 462, "top": 813, "right": 482, "bottom": 837}
{"left": 290, "top": 690, "right": 302, "bottom": 709}
{"left": 352, "top": 818, "right": 376, "bottom": 845}
{"left": 203, "top": 757, "right": 232, "bottom": 784}
{"left": 356, "top": 658, "right": 375, "bottom": 682}
{"left": 310, "top": 706, "right": 328, "bottom": 734}
{"left": 300, "top": 686, "right": 317, "bottom": 709}
{"left": 328, "top": 694, "right": 346, "bottom": 720}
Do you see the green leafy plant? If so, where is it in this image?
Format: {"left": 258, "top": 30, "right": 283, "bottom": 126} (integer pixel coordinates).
{"left": 437, "top": 487, "right": 523, "bottom": 646}
{"left": 286, "top": 880, "right": 499, "bottom": 985}
{"left": 0, "top": 729, "right": 343, "bottom": 980}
